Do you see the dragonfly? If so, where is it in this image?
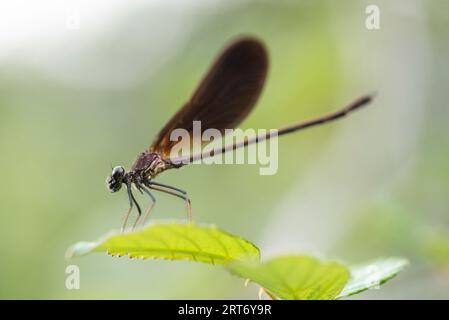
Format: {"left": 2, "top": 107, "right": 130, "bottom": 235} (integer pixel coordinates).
{"left": 105, "top": 37, "right": 373, "bottom": 231}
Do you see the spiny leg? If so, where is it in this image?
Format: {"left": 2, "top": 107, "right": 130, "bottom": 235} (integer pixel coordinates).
{"left": 148, "top": 180, "right": 191, "bottom": 221}
{"left": 122, "top": 183, "right": 142, "bottom": 232}
{"left": 121, "top": 183, "right": 133, "bottom": 232}
{"left": 149, "top": 181, "right": 188, "bottom": 196}
{"left": 130, "top": 189, "right": 143, "bottom": 231}
{"left": 146, "top": 181, "right": 192, "bottom": 222}
{"left": 121, "top": 207, "right": 132, "bottom": 233}
{"left": 149, "top": 185, "right": 192, "bottom": 222}
{"left": 135, "top": 183, "right": 156, "bottom": 228}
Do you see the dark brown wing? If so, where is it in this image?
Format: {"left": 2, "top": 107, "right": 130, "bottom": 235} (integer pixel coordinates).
{"left": 149, "top": 37, "right": 268, "bottom": 157}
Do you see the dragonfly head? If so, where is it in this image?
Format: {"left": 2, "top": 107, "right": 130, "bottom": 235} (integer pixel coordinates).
{"left": 106, "top": 165, "right": 126, "bottom": 193}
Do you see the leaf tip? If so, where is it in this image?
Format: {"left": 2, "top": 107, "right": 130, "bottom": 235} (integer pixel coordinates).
{"left": 65, "top": 241, "right": 98, "bottom": 259}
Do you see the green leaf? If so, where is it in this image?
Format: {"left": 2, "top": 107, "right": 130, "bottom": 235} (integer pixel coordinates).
{"left": 337, "top": 257, "right": 409, "bottom": 298}
{"left": 66, "top": 222, "right": 260, "bottom": 265}
{"left": 227, "top": 255, "right": 350, "bottom": 300}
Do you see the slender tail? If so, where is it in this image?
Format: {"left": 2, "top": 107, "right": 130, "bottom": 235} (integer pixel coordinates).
{"left": 169, "top": 94, "right": 374, "bottom": 165}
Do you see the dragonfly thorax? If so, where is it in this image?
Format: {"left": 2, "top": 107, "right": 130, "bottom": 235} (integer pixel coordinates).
{"left": 131, "top": 151, "right": 167, "bottom": 180}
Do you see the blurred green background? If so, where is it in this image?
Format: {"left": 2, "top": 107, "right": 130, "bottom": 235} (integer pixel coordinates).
{"left": 0, "top": 0, "right": 448, "bottom": 299}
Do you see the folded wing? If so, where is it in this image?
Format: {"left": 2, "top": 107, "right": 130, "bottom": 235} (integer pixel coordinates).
{"left": 149, "top": 37, "right": 268, "bottom": 158}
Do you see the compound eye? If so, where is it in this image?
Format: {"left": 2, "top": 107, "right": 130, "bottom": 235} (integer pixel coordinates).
{"left": 112, "top": 166, "right": 125, "bottom": 178}
{"left": 111, "top": 182, "right": 122, "bottom": 192}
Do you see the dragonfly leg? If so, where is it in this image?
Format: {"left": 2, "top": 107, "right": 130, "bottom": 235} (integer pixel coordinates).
{"left": 121, "top": 206, "right": 132, "bottom": 233}
{"left": 121, "top": 183, "right": 133, "bottom": 232}
{"left": 146, "top": 180, "right": 192, "bottom": 222}
{"left": 135, "top": 182, "right": 156, "bottom": 228}
{"left": 122, "top": 182, "right": 141, "bottom": 232}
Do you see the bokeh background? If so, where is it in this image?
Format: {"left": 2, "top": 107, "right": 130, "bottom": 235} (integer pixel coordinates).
{"left": 0, "top": 0, "right": 448, "bottom": 299}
